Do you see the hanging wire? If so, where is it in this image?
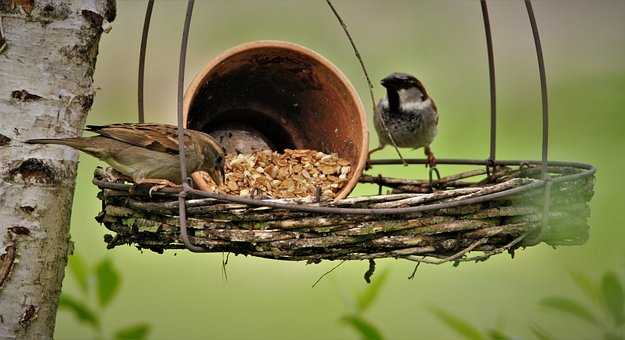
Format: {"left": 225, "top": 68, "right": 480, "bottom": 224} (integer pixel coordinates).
{"left": 176, "top": 0, "right": 204, "bottom": 252}
{"left": 325, "top": 0, "right": 407, "bottom": 165}
{"left": 480, "top": 0, "right": 497, "bottom": 166}
{"left": 138, "top": 0, "right": 155, "bottom": 123}
{"left": 524, "top": 0, "right": 551, "bottom": 232}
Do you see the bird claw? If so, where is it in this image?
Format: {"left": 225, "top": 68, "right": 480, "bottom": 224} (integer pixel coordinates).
{"left": 135, "top": 179, "right": 180, "bottom": 198}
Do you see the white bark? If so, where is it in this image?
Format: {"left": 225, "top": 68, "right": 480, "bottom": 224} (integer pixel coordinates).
{"left": 0, "top": 1, "right": 114, "bottom": 339}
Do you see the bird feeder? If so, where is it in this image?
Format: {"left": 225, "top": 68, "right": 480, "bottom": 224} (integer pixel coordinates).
{"left": 93, "top": 0, "right": 596, "bottom": 268}
{"left": 183, "top": 41, "right": 368, "bottom": 199}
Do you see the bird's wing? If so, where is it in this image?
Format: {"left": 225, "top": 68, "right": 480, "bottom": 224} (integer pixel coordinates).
{"left": 85, "top": 123, "right": 188, "bottom": 155}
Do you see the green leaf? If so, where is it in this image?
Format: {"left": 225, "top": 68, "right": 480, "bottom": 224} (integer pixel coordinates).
{"left": 356, "top": 269, "right": 389, "bottom": 313}
{"left": 530, "top": 325, "right": 556, "bottom": 340}
{"left": 115, "top": 323, "right": 151, "bottom": 340}
{"left": 68, "top": 253, "right": 89, "bottom": 294}
{"left": 58, "top": 294, "right": 100, "bottom": 329}
{"left": 570, "top": 272, "right": 600, "bottom": 305}
{"left": 604, "top": 332, "right": 622, "bottom": 340}
{"left": 601, "top": 272, "right": 625, "bottom": 325}
{"left": 486, "top": 329, "right": 511, "bottom": 340}
{"left": 430, "top": 308, "right": 483, "bottom": 340}
{"left": 96, "top": 258, "right": 121, "bottom": 308}
{"left": 341, "top": 315, "right": 384, "bottom": 340}
{"left": 539, "top": 296, "right": 598, "bottom": 325}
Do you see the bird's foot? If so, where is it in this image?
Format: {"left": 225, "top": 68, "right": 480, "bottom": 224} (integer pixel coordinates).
{"left": 424, "top": 147, "right": 437, "bottom": 168}
{"left": 136, "top": 179, "right": 180, "bottom": 197}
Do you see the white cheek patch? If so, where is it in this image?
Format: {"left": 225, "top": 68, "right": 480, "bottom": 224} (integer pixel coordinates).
{"left": 401, "top": 98, "right": 432, "bottom": 112}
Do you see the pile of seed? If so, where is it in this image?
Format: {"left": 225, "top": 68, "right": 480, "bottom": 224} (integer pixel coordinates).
{"left": 198, "top": 149, "right": 351, "bottom": 199}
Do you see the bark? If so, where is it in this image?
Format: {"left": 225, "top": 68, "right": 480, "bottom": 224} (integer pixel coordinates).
{"left": 0, "top": 1, "right": 114, "bottom": 339}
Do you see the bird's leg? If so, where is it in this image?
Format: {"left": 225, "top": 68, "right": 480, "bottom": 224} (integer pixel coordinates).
{"left": 424, "top": 146, "right": 437, "bottom": 168}
{"left": 135, "top": 178, "right": 181, "bottom": 197}
{"left": 366, "top": 145, "right": 385, "bottom": 170}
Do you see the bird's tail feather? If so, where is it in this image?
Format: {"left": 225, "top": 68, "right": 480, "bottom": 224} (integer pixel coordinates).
{"left": 25, "top": 137, "right": 108, "bottom": 158}
{"left": 26, "top": 138, "right": 82, "bottom": 147}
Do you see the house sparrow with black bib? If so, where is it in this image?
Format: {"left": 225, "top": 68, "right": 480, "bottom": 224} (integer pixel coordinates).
{"left": 27, "top": 123, "right": 226, "bottom": 192}
{"left": 369, "top": 72, "right": 439, "bottom": 167}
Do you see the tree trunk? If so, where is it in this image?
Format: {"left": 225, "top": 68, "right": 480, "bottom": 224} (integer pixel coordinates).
{"left": 0, "top": 1, "right": 115, "bottom": 339}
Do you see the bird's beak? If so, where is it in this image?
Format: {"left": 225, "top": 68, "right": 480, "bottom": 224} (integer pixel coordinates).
{"left": 381, "top": 74, "right": 399, "bottom": 88}
{"left": 208, "top": 166, "right": 225, "bottom": 187}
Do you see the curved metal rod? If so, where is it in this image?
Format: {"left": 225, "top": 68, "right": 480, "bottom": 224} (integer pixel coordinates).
{"left": 524, "top": 0, "right": 549, "bottom": 179}
{"left": 524, "top": 0, "right": 551, "bottom": 234}
{"left": 138, "top": 0, "right": 155, "bottom": 123}
{"left": 94, "top": 159, "right": 595, "bottom": 216}
{"left": 325, "top": 0, "right": 406, "bottom": 165}
{"left": 480, "top": 0, "right": 497, "bottom": 163}
{"left": 176, "top": 0, "right": 204, "bottom": 252}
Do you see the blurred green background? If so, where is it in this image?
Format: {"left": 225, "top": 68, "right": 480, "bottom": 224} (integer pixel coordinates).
{"left": 54, "top": 0, "right": 625, "bottom": 339}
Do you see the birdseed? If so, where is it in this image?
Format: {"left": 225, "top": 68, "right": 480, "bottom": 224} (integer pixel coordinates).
{"left": 197, "top": 149, "right": 351, "bottom": 200}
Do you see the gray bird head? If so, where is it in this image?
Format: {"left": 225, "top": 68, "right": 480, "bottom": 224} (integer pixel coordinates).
{"left": 380, "top": 72, "right": 424, "bottom": 91}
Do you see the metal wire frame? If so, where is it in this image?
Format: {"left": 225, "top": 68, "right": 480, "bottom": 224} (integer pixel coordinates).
{"left": 128, "top": 0, "right": 591, "bottom": 252}
{"left": 480, "top": 0, "right": 497, "bottom": 165}
{"left": 137, "top": 0, "right": 155, "bottom": 123}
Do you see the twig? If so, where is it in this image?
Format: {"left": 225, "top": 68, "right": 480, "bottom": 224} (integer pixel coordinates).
{"left": 363, "top": 259, "right": 376, "bottom": 283}
{"left": 312, "top": 260, "right": 346, "bottom": 288}
{"left": 403, "top": 238, "right": 489, "bottom": 265}
{"left": 325, "top": 0, "right": 406, "bottom": 164}
{"left": 461, "top": 233, "right": 529, "bottom": 262}
{"left": 221, "top": 252, "right": 230, "bottom": 281}
{"left": 408, "top": 262, "right": 420, "bottom": 280}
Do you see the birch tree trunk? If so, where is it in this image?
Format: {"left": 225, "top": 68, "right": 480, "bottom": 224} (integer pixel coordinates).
{"left": 0, "top": 1, "right": 115, "bottom": 339}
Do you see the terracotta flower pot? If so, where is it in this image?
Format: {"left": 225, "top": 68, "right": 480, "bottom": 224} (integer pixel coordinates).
{"left": 184, "top": 40, "right": 368, "bottom": 199}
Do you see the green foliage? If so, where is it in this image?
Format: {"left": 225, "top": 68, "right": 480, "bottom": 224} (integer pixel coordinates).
{"left": 96, "top": 259, "right": 121, "bottom": 308}
{"left": 570, "top": 271, "right": 600, "bottom": 304}
{"left": 340, "top": 316, "right": 384, "bottom": 340}
{"left": 356, "top": 269, "right": 389, "bottom": 313}
{"left": 534, "top": 268, "right": 625, "bottom": 339}
{"left": 485, "top": 329, "right": 512, "bottom": 340}
{"left": 430, "top": 308, "right": 517, "bottom": 339}
{"left": 600, "top": 272, "right": 625, "bottom": 325}
{"left": 60, "top": 254, "right": 151, "bottom": 340}
{"left": 529, "top": 325, "right": 556, "bottom": 340}
{"left": 58, "top": 294, "right": 100, "bottom": 329}
{"left": 69, "top": 253, "right": 89, "bottom": 295}
{"left": 539, "top": 296, "right": 598, "bottom": 325}
{"left": 430, "top": 308, "right": 484, "bottom": 340}
{"left": 114, "top": 323, "right": 151, "bottom": 340}
{"left": 340, "top": 268, "right": 390, "bottom": 340}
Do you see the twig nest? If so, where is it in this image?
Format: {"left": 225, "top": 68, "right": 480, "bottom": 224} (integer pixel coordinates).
{"left": 195, "top": 149, "right": 351, "bottom": 200}
{"left": 92, "top": 163, "right": 595, "bottom": 264}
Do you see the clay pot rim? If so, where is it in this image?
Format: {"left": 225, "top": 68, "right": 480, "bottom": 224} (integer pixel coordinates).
{"left": 183, "top": 40, "right": 369, "bottom": 200}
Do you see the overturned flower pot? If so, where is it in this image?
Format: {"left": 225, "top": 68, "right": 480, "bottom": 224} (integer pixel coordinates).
{"left": 183, "top": 40, "right": 369, "bottom": 200}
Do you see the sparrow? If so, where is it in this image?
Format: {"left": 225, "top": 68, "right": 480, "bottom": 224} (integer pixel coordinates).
{"left": 369, "top": 72, "right": 439, "bottom": 167}
{"left": 26, "top": 123, "right": 226, "bottom": 191}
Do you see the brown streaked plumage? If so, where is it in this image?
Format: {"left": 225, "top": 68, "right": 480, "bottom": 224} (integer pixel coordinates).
{"left": 26, "top": 123, "right": 226, "bottom": 188}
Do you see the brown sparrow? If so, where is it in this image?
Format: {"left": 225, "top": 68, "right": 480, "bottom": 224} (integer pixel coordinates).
{"left": 27, "top": 123, "right": 226, "bottom": 190}
{"left": 369, "top": 72, "right": 439, "bottom": 167}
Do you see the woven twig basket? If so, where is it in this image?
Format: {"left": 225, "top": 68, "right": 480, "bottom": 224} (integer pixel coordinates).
{"left": 93, "top": 161, "right": 594, "bottom": 265}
